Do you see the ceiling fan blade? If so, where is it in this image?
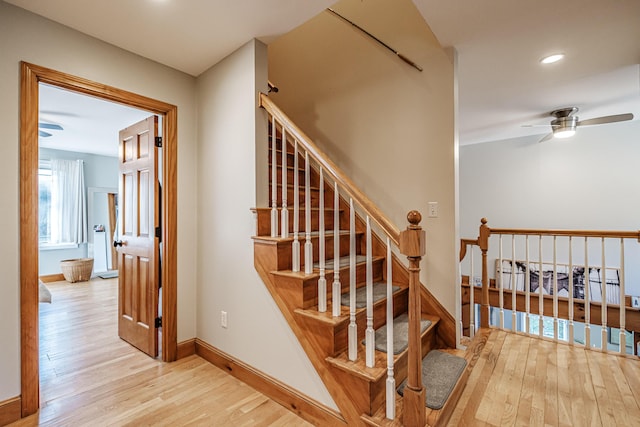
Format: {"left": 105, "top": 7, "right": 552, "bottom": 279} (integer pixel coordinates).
{"left": 39, "top": 130, "right": 52, "bottom": 138}
{"left": 538, "top": 133, "right": 554, "bottom": 143}
{"left": 578, "top": 113, "right": 634, "bottom": 126}
{"left": 38, "top": 122, "right": 64, "bottom": 130}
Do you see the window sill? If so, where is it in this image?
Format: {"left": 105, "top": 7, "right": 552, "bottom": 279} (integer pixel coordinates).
{"left": 39, "top": 243, "right": 79, "bottom": 251}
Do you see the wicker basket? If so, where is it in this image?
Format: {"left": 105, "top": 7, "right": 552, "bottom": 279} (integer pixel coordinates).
{"left": 60, "top": 258, "right": 94, "bottom": 283}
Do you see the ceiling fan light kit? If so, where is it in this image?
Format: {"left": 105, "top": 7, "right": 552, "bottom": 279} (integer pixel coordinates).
{"left": 533, "top": 107, "right": 633, "bottom": 142}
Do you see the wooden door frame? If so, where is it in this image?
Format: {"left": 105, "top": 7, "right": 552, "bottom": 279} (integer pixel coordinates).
{"left": 20, "top": 62, "right": 178, "bottom": 417}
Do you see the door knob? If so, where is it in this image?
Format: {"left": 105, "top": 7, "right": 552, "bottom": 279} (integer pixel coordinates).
{"left": 113, "top": 240, "right": 124, "bottom": 247}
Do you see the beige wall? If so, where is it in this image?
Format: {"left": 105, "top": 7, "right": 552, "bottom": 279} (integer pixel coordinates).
{"left": 195, "top": 40, "right": 336, "bottom": 409}
{"left": 268, "top": 0, "right": 458, "bottom": 314}
{"left": 0, "top": 1, "right": 198, "bottom": 400}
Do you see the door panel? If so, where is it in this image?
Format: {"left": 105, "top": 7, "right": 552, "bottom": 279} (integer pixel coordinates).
{"left": 117, "top": 115, "right": 159, "bottom": 357}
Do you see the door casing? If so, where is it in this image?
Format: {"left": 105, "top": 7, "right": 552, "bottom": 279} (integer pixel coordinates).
{"left": 19, "top": 62, "right": 178, "bottom": 417}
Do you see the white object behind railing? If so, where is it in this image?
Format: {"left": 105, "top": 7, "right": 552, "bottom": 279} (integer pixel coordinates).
{"left": 460, "top": 220, "right": 640, "bottom": 357}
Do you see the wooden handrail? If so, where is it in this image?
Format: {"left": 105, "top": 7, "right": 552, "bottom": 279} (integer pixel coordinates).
{"left": 459, "top": 238, "right": 478, "bottom": 262}
{"left": 259, "top": 93, "right": 401, "bottom": 245}
{"left": 488, "top": 227, "right": 640, "bottom": 240}
{"left": 267, "top": 81, "right": 279, "bottom": 93}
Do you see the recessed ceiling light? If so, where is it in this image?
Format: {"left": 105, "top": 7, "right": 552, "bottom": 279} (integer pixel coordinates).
{"left": 540, "top": 54, "right": 565, "bottom": 64}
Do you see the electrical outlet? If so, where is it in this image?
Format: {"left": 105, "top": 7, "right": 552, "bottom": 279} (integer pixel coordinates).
{"left": 221, "top": 310, "right": 228, "bottom": 328}
{"left": 428, "top": 201, "right": 438, "bottom": 218}
{"left": 632, "top": 296, "right": 640, "bottom": 308}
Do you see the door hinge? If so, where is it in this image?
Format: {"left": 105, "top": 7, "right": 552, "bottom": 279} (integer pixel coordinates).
{"left": 155, "top": 226, "right": 162, "bottom": 240}
{"left": 155, "top": 316, "right": 162, "bottom": 328}
{"left": 155, "top": 136, "right": 163, "bottom": 148}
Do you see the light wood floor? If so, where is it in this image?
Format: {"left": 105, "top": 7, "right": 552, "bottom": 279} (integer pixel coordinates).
{"left": 448, "top": 329, "right": 640, "bottom": 427}
{"left": 10, "top": 278, "right": 311, "bottom": 426}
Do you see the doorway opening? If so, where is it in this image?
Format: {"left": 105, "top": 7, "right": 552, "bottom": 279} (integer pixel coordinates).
{"left": 20, "top": 62, "right": 178, "bottom": 418}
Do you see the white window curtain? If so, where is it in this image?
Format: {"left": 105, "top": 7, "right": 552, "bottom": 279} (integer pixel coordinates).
{"left": 50, "top": 159, "right": 87, "bottom": 244}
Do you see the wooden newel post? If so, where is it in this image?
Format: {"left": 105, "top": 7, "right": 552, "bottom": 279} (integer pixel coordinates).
{"left": 399, "top": 210, "right": 426, "bottom": 427}
{"left": 478, "top": 218, "right": 490, "bottom": 328}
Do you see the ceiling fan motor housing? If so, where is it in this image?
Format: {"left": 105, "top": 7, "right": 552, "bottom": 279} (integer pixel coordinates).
{"left": 551, "top": 115, "right": 578, "bottom": 138}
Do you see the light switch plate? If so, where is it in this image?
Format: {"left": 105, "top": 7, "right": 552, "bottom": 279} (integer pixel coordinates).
{"left": 428, "top": 202, "right": 438, "bottom": 218}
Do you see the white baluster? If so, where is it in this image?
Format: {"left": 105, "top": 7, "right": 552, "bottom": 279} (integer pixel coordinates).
{"left": 280, "top": 130, "right": 289, "bottom": 238}
{"left": 601, "top": 238, "right": 607, "bottom": 352}
{"left": 568, "top": 237, "right": 574, "bottom": 345}
{"left": 619, "top": 238, "right": 626, "bottom": 354}
{"left": 348, "top": 198, "right": 357, "bottom": 360}
{"left": 469, "top": 245, "right": 475, "bottom": 338}
{"left": 304, "top": 152, "right": 313, "bottom": 274}
{"left": 511, "top": 235, "right": 517, "bottom": 332}
{"left": 365, "top": 216, "right": 375, "bottom": 368}
{"left": 585, "top": 238, "right": 591, "bottom": 348}
{"left": 499, "top": 235, "right": 504, "bottom": 329}
{"left": 332, "top": 182, "right": 341, "bottom": 317}
{"left": 317, "top": 168, "right": 326, "bottom": 313}
{"left": 291, "top": 140, "right": 300, "bottom": 272}
{"left": 553, "top": 236, "right": 558, "bottom": 341}
{"left": 270, "top": 117, "right": 278, "bottom": 237}
{"left": 385, "top": 236, "right": 395, "bottom": 420}
{"left": 538, "top": 237, "right": 544, "bottom": 337}
{"left": 525, "top": 236, "right": 530, "bottom": 334}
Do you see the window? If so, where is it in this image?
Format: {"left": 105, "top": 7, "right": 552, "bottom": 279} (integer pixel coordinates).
{"left": 528, "top": 314, "right": 568, "bottom": 341}
{"left": 39, "top": 161, "right": 52, "bottom": 244}
{"left": 38, "top": 158, "right": 87, "bottom": 248}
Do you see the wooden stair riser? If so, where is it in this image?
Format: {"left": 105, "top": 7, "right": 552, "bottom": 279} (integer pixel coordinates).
{"left": 332, "top": 290, "right": 410, "bottom": 355}
{"left": 271, "top": 257, "right": 385, "bottom": 309}
{"left": 269, "top": 164, "right": 320, "bottom": 188}
{"left": 302, "top": 233, "right": 364, "bottom": 266}
{"left": 253, "top": 208, "right": 341, "bottom": 237}
{"left": 327, "top": 322, "right": 438, "bottom": 417}
{"left": 254, "top": 233, "right": 365, "bottom": 271}
{"left": 269, "top": 149, "right": 305, "bottom": 169}
{"left": 295, "top": 288, "right": 410, "bottom": 357}
{"left": 270, "top": 184, "right": 333, "bottom": 208}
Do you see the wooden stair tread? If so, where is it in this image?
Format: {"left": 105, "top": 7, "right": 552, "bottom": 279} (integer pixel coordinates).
{"left": 294, "top": 284, "right": 408, "bottom": 326}
{"left": 360, "top": 329, "right": 490, "bottom": 427}
{"left": 252, "top": 229, "right": 361, "bottom": 244}
{"left": 252, "top": 207, "right": 343, "bottom": 213}
{"left": 271, "top": 255, "right": 385, "bottom": 279}
{"left": 326, "top": 314, "right": 440, "bottom": 383}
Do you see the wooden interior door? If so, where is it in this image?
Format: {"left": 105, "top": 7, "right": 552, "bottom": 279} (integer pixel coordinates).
{"left": 117, "top": 116, "right": 159, "bottom": 357}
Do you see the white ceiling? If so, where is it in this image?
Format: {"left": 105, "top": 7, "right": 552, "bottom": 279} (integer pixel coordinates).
{"left": 38, "top": 84, "right": 151, "bottom": 157}
{"left": 7, "top": 0, "right": 640, "bottom": 155}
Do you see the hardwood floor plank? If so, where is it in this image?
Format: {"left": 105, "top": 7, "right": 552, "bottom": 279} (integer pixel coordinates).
{"left": 448, "top": 329, "right": 640, "bottom": 427}
{"left": 515, "top": 334, "right": 537, "bottom": 427}
{"left": 500, "top": 332, "right": 530, "bottom": 426}
{"left": 543, "top": 340, "right": 559, "bottom": 427}
{"left": 9, "top": 279, "right": 311, "bottom": 426}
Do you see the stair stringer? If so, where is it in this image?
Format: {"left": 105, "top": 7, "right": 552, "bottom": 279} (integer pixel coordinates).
{"left": 253, "top": 240, "right": 357, "bottom": 426}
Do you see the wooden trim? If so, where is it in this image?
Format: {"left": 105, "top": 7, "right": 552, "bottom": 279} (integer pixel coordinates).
{"left": 176, "top": 338, "right": 196, "bottom": 359}
{"left": 38, "top": 273, "right": 65, "bottom": 283}
{"left": 195, "top": 339, "right": 346, "bottom": 427}
{"left": 20, "top": 62, "right": 179, "bottom": 417}
{"left": 20, "top": 61, "right": 39, "bottom": 418}
{"left": 488, "top": 226, "right": 640, "bottom": 239}
{"left": 0, "top": 396, "right": 22, "bottom": 426}
{"left": 462, "top": 284, "right": 640, "bottom": 331}
{"left": 259, "top": 93, "right": 400, "bottom": 245}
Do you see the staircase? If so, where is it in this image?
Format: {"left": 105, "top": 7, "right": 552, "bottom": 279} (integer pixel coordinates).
{"left": 252, "top": 93, "right": 470, "bottom": 426}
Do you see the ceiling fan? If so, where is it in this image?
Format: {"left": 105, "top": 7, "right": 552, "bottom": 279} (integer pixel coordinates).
{"left": 526, "top": 107, "right": 634, "bottom": 142}
{"left": 38, "top": 122, "right": 63, "bottom": 138}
